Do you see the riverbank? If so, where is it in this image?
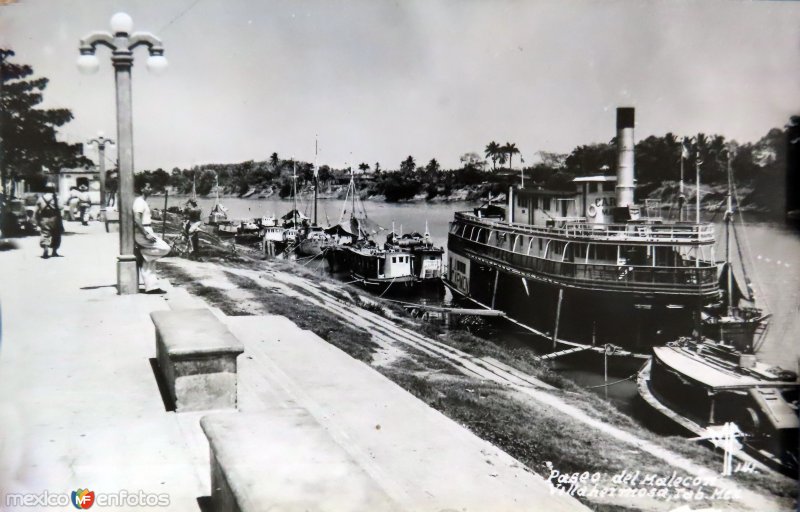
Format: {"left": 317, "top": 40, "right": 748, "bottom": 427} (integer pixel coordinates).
{"left": 155, "top": 243, "right": 796, "bottom": 512}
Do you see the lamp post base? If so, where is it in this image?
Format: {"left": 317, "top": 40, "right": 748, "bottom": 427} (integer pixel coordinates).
{"left": 117, "top": 254, "right": 138, "bottom": 295}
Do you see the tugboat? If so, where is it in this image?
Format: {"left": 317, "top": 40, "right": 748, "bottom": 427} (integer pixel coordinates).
{"left": 342, "top": 240, "right": 417, "bottom": 293}
{"left": 384, "top": 221, "right": 445, "bottom": 291}
{"left": 444, "top": 107, "right": 720, "bottom": 358}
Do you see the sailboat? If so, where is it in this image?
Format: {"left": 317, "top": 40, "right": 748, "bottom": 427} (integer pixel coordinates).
{"left": 700, "top": 147, "right": 770, "bottom": 352}
{"left": 637, "top": 146, "right": 797, "bottom": 477}
{"left": 298, "top": 138, "right": 333, "bottom": 256}
{"left": 208, "top": 171, "right": 229, "bottom": 226}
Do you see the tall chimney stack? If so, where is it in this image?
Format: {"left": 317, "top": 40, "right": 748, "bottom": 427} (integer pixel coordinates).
{"left": 615, "top": 107, "right": 635, "bottom": 208}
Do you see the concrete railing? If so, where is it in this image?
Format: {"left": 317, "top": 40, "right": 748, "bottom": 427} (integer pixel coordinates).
{"left": 151, "top": 309, "right": 244, "bottom": 412}
{"left": 200, "top": 410, "right": 397, "bottom": 512}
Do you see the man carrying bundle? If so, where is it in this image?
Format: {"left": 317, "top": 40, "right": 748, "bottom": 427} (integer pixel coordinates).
{"left": 133, "top": 181, "right": 170, "bottom": 293}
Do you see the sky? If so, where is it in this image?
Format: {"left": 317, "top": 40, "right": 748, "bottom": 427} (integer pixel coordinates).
{"left": 1, "top": 0, "right": 799, "bottom": 172}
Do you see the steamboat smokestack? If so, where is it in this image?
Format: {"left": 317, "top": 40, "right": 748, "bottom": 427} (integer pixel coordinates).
{"left": 616, "top": 107, "right": 635, "bottom": 208}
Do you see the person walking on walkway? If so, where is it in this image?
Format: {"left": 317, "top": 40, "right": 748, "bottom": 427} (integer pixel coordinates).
{"left": 77, "top": 184, "right": 91, "bottom": 225}
{"left": 35, "top": 182, "right": 64, "bottom": 259}
{"left": 133, "top": 182, "right": 169, "bottom": 293}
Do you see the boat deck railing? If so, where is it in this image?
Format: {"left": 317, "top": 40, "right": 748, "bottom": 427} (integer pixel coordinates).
{"left": 449, "top": 235, "right": 719, "bottom": 295}
{"left": 454, "top": 211, "right": 715, "bottom": 244}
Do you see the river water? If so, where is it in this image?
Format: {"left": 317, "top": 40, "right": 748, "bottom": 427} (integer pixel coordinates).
{"left": 158, "top": 195, "right": 800, "bottom": 414}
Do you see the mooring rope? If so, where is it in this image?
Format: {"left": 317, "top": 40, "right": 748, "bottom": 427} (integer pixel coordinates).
{"left": 584, "top": 372, "right": 638, "bottom": 389}
{"left": 378, "top": 277, "right": 397, "bottom": 298}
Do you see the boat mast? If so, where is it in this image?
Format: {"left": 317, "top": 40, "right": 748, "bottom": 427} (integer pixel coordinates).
{"left": 214, "top": 172, "right": 219, "bottom": 206}
{"left": 351, "top": 165, "right": 355, "bottom": 221}
{"left": 192, "top": 168, "right": 197, "bottom": 200}
{"left": 695, "top": 157, "right": 701, "bottom": 224}
{"left": 337, "top": 164, "right": 354, "bottom": 225}
{"left": 679, "top": 137, "right": 686, "bottom": 221}
{"left": 292, "top": 158, "right": 297, "bottom": 229}
{"left": 314, "top": 136, "right": 318, "bottom": 227}
{"left": 725, "top": 146, "right": 734, "bottom": 316}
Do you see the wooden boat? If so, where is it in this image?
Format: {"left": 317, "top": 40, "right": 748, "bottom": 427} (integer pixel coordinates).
{"left": 297, "top": 226, "right": 331, "bottom": 256}
{"left": 638, "top": 338, "right": 798, "bottom": 476}
{"left": 208, "top": 174, "right": 228, "bottom": 225}
{"left": 343, "top": 242, "right": 416, "bottom": 292}
{"left": 216, "top": 222, "right": 238, "bottom": 238}
{"left": 384, "top": 223, "right": 444, "bottom": 290}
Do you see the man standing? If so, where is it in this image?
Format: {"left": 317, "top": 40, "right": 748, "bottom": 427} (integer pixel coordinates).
{"left": 182, "top": 198, "right": 203, "bottom": 260}
{"left": 35, "top": 182, "right": 63, "bottom": 258}
{"left": 133, "top": 182, "right": 169, "bottom": 293}
{"left": 77, "top": 184, "right": 91, "bottom": 225}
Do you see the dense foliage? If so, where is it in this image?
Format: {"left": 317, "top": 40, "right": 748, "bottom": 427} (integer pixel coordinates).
{"left": 0, "top": 49, "right": 91, "bottom": 193}
{"left": 135, "top": 125, "right": 793, "bottom": 215}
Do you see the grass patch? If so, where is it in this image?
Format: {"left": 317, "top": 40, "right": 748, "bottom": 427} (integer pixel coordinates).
{"left": 157, "top": 250, "right": 796, "bottom": 506}
{"left": 158, "top": 262, "right": 253, "bottom": 316}
{"left": 224, "top": 271, "right": 380, "bottom": 363}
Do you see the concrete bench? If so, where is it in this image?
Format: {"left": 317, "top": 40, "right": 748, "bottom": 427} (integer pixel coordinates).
{"left": 200, "top": 410, "right": 397, "bottom": 512}
{"left": 151, "top": 309, "right": 244, "bottom": 412}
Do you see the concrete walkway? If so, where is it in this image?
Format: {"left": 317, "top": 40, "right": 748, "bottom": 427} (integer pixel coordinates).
{"left": 0, "top": 223, "right": 204, "bottom": 510}
{"left": 0, "top": 222, "right": 587, "bottom": 511}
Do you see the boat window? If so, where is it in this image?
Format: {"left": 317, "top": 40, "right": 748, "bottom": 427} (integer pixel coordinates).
{"left": 589, "top": 182, "right": 598, "bottom": 193}
{"left": 542, "top": 197, "right": 551, "bottom": 210}
{"left": 392, "top": 256, "right": 396, "bottom": 263}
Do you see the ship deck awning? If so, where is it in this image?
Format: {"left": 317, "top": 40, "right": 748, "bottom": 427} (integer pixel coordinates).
{"left": 653, "top": 346, "right": 798, "bottom": 391}
{"left": 573, "top": 175, "right": 617, "bottom": 183}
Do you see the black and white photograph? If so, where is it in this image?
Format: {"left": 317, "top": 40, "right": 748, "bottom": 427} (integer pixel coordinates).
{"left": 1, "top": 1, "right": 798, "bottom": 510}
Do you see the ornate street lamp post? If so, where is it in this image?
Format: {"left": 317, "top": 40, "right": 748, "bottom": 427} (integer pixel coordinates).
{"left": 77, "top": 13, "right": 167, "bottom": 295}
{"left": 87, "top": 133, "right": 114, "bottom": 210}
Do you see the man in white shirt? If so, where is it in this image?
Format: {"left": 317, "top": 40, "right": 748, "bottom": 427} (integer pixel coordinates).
{"left": 133, "top": 182, "right": 170, "bottom": 293}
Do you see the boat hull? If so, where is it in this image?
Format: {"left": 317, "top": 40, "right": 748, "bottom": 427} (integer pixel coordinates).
{"left": 639, "top": 358, "right": 799, "bottom": 477}
{"left": 446, "top": 246, "right": 702, "bottom": 355}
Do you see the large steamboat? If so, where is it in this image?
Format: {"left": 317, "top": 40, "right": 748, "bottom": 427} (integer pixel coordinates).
{"left": 445, "top": 108, "right": 722, "bottom": 357}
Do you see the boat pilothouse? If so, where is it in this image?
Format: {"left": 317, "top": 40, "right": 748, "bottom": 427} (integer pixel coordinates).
{"left": 446, "top": 107, "right": 721, "bottom": 355}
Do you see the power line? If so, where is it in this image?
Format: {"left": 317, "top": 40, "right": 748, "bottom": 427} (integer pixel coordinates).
{"left": 159, "top": 0, "right": 204, "bottom": 34}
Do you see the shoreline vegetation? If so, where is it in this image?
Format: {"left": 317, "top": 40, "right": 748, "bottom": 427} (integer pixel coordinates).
{"left": 154, "top": 219, "right": 796, "bottom": 512}
{"left": 135, "top": 125, "right": 793, "bottom": 219}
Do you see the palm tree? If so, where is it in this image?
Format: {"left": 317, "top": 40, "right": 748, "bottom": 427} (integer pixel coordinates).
{"left": 400, "top": 156, "right": 416, "bottom": 174}
{"left": 426, "top": 158, "right": 440, "bottom": 173}
{"left": 269, "top": 152, "right": 280, "bottom": 169}
{"left": 502, "top": 142, "right": 520, "bottom": 169}
{"left": 485, "top": 141, "right": 501, "bottom": 171}
{"left": 358, "top": 162, "right": 370, "bottom": 173}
